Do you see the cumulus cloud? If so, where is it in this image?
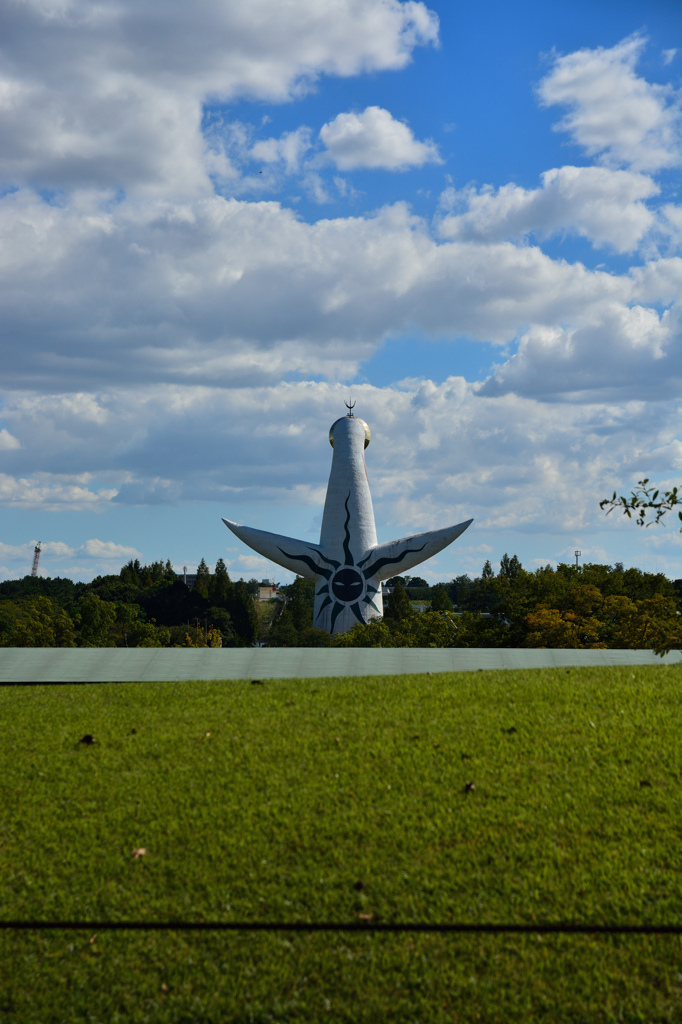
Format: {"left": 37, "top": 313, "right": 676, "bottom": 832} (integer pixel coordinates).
{"left": 0, "top": 381, "right": 678, "bottom": 548}
{"left": 0, "top": 0, "right": 438, "bottom": 195}
{"left": 0, "top": 538, "right": 136, "bottom": 559}
{"left": 250, "top": 127, "right": 313, "bottom": 174}
{"left": 2, "top": 190, "right": 678, "bottom": 399}
{"left": 205, "top": 109, "right": 440, "bottom": 194}
{"left": 438, "top": 166, "right": 660, "bottom": 253}
{"left": 0, "top": 428, "right": 21, "bottom": 450}
{"left": 79, "top": 539, "right": 141, "bottom": 559}
{"left": 0, "top": 17, "right": 679, "bottom": 579}
{"left": 478, "top": 304, "right": 681, "bottom": 402}
{"left": 113, "top": 479, "right": 183, "bottom": 506}
{"left": 538, "top": 34, "right": 681, "bottom": 172}
{"left": 0, "top": 537, "right": 141, "bottom": 580}
{"left": 0, "top": 472, "right": 117, "bottom": 511}
{"left": 319, "top": 106, "right": 441, "bottom": 169}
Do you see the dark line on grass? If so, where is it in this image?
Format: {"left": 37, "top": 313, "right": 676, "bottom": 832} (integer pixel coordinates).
{"left": 1, "top": 921, "right": 681, "bottom": 935}
{"left": 0, "top": 680, "right": 131, "bottom": 686}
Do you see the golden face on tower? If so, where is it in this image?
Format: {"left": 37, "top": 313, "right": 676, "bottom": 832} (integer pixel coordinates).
{"left": 329, "top": 418, "right": 370, "bottom": 449}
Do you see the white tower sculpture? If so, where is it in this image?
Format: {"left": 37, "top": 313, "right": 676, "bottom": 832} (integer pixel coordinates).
{"left": 223, "top": 405, "right": 472, "bottom": 634}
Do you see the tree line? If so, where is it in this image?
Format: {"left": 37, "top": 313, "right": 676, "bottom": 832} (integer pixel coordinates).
{"left": 271, "top": 556, "right": 681, "bottom": 653}
{"left": 0, "top": 558, "right": 259, "bottom": 648}
{"left": 0, "top": 554, "right": 679, "bottom": 651}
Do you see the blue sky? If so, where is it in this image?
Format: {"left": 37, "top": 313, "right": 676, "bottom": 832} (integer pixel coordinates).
{"left": 0, "top": 0, "right": 680, "bottom": 584}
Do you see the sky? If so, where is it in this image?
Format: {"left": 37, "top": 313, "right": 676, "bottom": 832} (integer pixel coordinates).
{"left": 0, "top": 0, "right": 680, "bottom": 585}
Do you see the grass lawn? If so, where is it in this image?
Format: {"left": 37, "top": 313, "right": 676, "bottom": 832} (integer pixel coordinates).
{"left": 1, "top": 665, "right": 681, "bottom": 1023}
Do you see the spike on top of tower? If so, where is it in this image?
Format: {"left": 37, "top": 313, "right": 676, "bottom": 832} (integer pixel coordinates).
{"left": 345, "top": 398, "right": 355, "bottom": 417}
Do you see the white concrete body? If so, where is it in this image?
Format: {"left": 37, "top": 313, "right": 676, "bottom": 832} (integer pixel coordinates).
{"left": 223, "top": 413, "right": 472, "bottom": 634}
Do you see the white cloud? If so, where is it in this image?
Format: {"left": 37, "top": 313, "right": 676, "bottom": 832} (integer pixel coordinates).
{"left": 478, "top": 303, "right": 681, "bottom": 402}
{"left": 0, "top": 0, "right": 438, "bottom": 195}
{"left": 0, "top": 472, "right": 118, "bottom": 511}
{"left": 438, "top": 166, "right": 660, "bottom": 253}
{"left": 0, "top": 541, "right": 40, "bottom": 561}
{"left": 0, "top": 380, "right": 677, "bottom": 549}
{"left": 42, "top": 541, "right": 76, "bottom": 558}
{"left": 319, "top": 106, "right": 441, "bottom": 170}
{"left": 538, "top": 34, "right": 681, "bottom": 172}
{"left": 0, "top": 428, "right": 21, "bottom": 450}
{"left": 79, "top": 539, "right": 141, "bottom": 559}
{"left": 113, "top": 479, "right": 183, "bottom": 506}
{"left": 0, "top": 377, "right": 679, "bottom": 580}
{"left": 250, "top": 127, "right": 313, "bottom": 174}
{"left": 0, "top": 19, "right": 679, "bottom": 581}
{"left": 662, "top": 49, "right": 677, "bottom": 66}
{"left": 0, "top": 536, "right": 142, "bottom": 581}
{"left": 2, "top": 190, "right": 677, "bottom": 402}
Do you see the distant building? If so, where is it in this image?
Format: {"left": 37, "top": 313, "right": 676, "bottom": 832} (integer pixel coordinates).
{"left": 176, "top": 567, "right": 197, "bottom": 590}
{"left": 258, "top": 579, "right": 277, "bottom": 601}
{"left": 175, "top": 570, "right": 277, "bottom": 598}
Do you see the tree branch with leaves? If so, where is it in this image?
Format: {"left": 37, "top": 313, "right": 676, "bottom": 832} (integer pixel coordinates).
{"left": 600, "top": 479, "right": 681, "bottom": 531}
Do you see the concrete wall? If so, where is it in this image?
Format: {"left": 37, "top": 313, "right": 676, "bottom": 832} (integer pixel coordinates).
{"left": 0, "top": 647, "right": 679, "bottom": 683}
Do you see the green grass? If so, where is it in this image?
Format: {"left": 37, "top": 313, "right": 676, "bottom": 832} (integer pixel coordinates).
{"left": 1, "top": 665, "right": 681, "bottom": 1023}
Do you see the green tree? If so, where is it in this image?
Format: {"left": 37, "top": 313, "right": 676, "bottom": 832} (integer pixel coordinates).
{"left": 386, "top": 582, "right": 412, "bottom": 622}
{"left": 0, "top": 597, "right": 77, "bottom": 648}
{"left": 182, "top": 625, "right": 208, "bottom": 647}
{"left": 53, "top": 608, "right": 78, "bottom": 647}
{"left": 139, "top": 561, "right": 169, "bottom": 587}
{"left": 481, "top": 559, "right": 494, "bottom": 580}
{"left": 230, "top": 580, "right": 259, "bottom": 645}
{"left": 193, "top": 558, "right": 211, "bottom": 599}
{"left": 129, "top": 621, "right": 171, "bottom": 648}
{"left": 393, "top": 611, "right": 459, "bottom": 647}
{"left": 120, "top": 559, "right": 142, "bottom": 587}
{"left": 288, "top": 577, "right": 315, "bottom": 630}
{"left": 209, "top": 558, "right": 233, "bottom": 607}
{"left": 331, "top": 620, "right": 395, "bottom": 647}
{"left": 268, "top": 605, "right": 299, "bottom": 647}
{"left": 297, "top": 626, "right": 332, "bottom": 647}
{"left": 78, "top": 593, "right": 117, "bottom": 647}
{"left": 430, "top": 583, "right": 453, "bottom": 612}
{"left": 205, "top": 607, "right": 237, "bottom": 646}
{"left": 499, "top": 553, "right": 522, "bottom": 579}
{"left": 447, "top": 575, "right": 470, "bottom": 608}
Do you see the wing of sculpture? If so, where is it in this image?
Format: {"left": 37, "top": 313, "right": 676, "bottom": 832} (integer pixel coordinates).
{"left": 222, "top": 519, "right": 326, "bottom": 580}
{"left": 358, "top": 519, "right": 474, "bottom": 582}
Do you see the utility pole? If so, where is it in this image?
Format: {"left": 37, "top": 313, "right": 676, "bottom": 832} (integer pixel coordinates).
{"left": 30, "top": 541, "right": 41, "bottom": 577}
{"left": 574, "top": 550, "right": 581, "bottom": 567}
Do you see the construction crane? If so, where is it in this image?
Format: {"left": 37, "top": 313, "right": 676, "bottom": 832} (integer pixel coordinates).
{"left": 30, "top": 541, "right": 41, "bottom": 577}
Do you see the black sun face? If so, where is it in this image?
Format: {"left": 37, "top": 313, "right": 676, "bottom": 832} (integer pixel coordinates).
{"left": 331, "top": 567, "right": 364, "bottom": 603}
